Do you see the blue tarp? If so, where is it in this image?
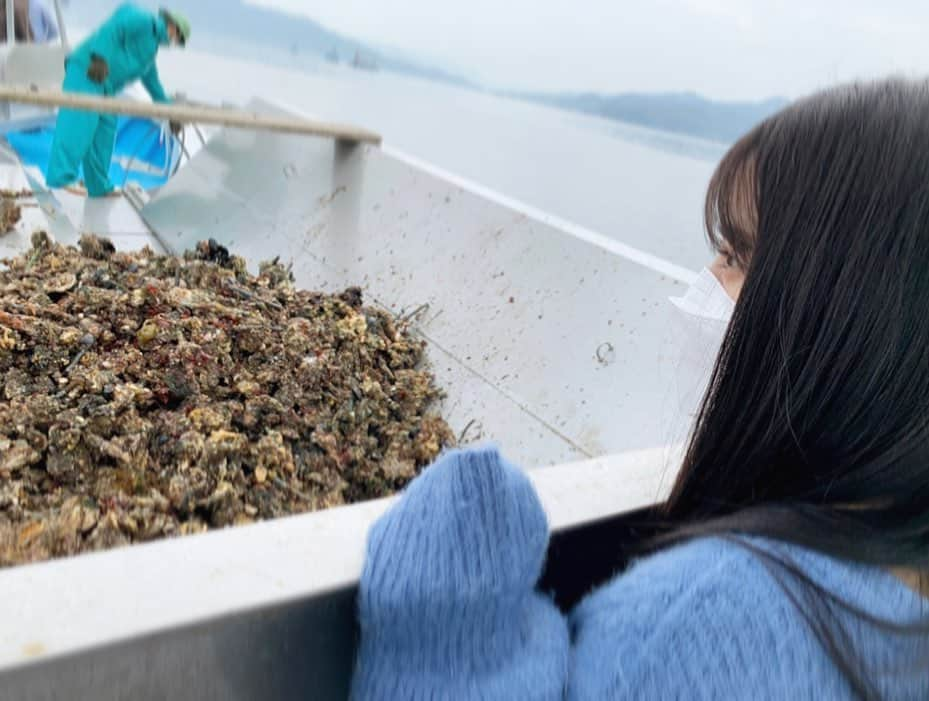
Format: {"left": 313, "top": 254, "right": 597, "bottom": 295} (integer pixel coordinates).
{"left": 5, "top": 115, "right": 181, "bottom": 191}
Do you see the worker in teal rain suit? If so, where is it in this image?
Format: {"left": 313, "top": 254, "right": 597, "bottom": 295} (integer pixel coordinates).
{"left": 46, "top": 5, "right": 191, "bottom": 197}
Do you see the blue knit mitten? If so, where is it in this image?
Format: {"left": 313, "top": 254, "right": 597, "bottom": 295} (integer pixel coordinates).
{"left": 351, "top": 447, "right": 569, "bottom": 700}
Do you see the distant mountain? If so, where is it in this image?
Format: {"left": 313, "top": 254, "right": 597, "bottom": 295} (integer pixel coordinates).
{"left": 63, "top": 0, "right": 474, "bottom": 88}
{"left": 522, "top": 91, "right": 789, "bottom": 143}
{"left": 64, "top": 2, "right": 784, "bottom": 143}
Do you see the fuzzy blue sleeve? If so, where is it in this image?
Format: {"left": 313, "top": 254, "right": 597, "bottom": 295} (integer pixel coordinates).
{"left": 350, "top": 447, "right": 570, "bottom": 700}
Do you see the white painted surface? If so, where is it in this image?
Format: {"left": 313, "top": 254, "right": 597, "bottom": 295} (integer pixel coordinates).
{"left": 384, "top": 146, "right": 697, "bottom": 285}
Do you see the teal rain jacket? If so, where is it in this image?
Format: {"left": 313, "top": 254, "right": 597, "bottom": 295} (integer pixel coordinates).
{"left": 69, "top": 3, "right": 171, "bottom": 102}
{"left": 46, "top": 4, "right": 171, "bottom": 196}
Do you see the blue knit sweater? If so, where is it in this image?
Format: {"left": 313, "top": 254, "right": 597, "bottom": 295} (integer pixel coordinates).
{"left": 351, "top": 448, "right": 929, "bottom": 700}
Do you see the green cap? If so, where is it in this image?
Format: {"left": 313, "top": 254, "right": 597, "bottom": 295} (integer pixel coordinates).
{"left": 160, "top": 8, "right": 191, "bottom": 46}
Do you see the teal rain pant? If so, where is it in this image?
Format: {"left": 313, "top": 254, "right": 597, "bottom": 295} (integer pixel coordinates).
{"left": 46, "top": 64, "right": 117, "bottom": 197}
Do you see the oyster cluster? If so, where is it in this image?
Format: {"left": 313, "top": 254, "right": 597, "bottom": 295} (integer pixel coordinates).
{"left": 0, "top": 189, "right": 31, "bottom": 234}
{"left": 0, "top": 233, "right": 452, "bottom": 566}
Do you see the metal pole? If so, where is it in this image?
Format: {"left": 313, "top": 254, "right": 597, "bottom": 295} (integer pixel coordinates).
{"left": 52, "top": 0, "right": 68, "bottom": 48}
{"left": 6, "top": 0, "right": 15, "bottom": 45}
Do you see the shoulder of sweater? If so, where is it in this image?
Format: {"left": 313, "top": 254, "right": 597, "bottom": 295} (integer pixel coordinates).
{"left": 574, "top": 534, "right": 919, "bottom": 621}
{"left": 568, "top": 537, "right": 846, "bottom": 699}
{"left": 571, "top": 536, "right": 784, "bottom": 632}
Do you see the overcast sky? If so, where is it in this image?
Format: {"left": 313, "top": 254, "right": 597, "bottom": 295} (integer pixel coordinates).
{"left": 247, "top": 0, "right": 927, "bottom": 101}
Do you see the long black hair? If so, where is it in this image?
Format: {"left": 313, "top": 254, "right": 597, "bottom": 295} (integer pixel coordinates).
{"left": 661, "top": 79, "right": 929, "bottom": 698}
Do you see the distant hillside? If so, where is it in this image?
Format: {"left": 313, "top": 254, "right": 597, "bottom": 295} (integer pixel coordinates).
{"left": 64, "top": 3, "right": 785, "bottom": 143}
{"left": 523, "top": 91, "right": 789, "bottom": 143}
{"left": 64, "top": 0, "right": 474, "bottom": 87}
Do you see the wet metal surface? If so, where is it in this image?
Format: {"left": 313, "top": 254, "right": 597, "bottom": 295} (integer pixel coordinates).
{"left": 143, "top": 100, "right": 688, "bottom": 466}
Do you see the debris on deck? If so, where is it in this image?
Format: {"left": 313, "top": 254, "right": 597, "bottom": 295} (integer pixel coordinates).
{"left": 0, "top": 233, "right": 452, "bottom": 566}
{"left": 0, "top": 189, "right": 31, "bottom": 235}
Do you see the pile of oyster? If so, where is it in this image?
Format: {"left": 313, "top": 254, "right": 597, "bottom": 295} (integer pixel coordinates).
{"left": 0, "top": 233, "right": 452, "bottom": 566}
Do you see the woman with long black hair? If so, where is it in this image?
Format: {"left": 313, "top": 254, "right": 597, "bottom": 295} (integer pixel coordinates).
{"left": 351, "top": 79, "right": 929, "bottom": 700}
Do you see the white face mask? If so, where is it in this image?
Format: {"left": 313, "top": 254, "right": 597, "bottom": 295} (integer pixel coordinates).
{"left": 665, "top": 268, "right": 735, "bottom": 436}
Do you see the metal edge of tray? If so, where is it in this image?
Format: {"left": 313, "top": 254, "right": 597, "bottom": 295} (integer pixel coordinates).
{"left": 0, "top": 446, "right": 678, "bottom": 701}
